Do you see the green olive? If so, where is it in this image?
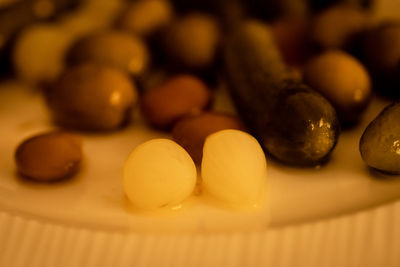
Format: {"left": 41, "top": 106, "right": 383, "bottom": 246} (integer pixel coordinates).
{"left": 304, "top": 50, "right": 371, "bottom": 124}
{"left": 66, "top": 31, "right": 150, "bottom": 76}
{"left": 164, "top": 13, "right": 220, "bottom": 69}
{"left": 117, "top": 0, "right": 173, "bottom": 37}
{"left": 47, "top": 63, "right": 137, "bottom": 131}
{"left": 360, "top": 101, "right": 400, "bottom": 174}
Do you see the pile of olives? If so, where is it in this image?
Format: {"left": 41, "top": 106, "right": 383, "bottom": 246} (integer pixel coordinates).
{"left": 2, "top": 0, "right": 399, "bottom": 181}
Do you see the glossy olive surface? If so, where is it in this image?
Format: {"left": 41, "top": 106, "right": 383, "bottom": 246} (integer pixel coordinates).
{"left": 224, "top": 20, "right": 340, "bottom": 165}
{"left": 15, "top": 131, "right": 82, "bottom": 181}
{"left": 360, "top": 101, "right": 400, "bottom": 174}
{"left": 47, "top": 63, "right": 137, "bottom": 131}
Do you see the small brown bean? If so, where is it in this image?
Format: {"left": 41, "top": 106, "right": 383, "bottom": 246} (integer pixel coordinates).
{"left": 15, "top": 131, "right": 82, "bottom": 182}
{"left": 172, "top": 112, "right": 246, "bottom": 164}
{"left": 47, "top": 63, "right": 137, "bottom": 131}
{"left": 304, "top": 50, "right": 371, "bottom": 124}
{"left": 141, "top": 75, "right": 212, "bottom": 129}
{"left": 66, "top": 31, "right": 150, "bottom": 76}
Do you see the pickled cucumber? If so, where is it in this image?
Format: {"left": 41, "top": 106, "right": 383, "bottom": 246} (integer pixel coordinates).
{"left": 224, "top": 20, "right": 340, "bottom": 165}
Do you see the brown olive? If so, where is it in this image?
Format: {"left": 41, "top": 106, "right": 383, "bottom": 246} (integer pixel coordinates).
{"left": 304, "top": 50, "right": 371, "bottom": 124}
{"left": 363, "top": 22, "right": 400, "bottom": 98}
{"left": 117, "top": 0, "right": 173, "bottom": 37}
{"left": 271, "top": 17, "right": 311, "bottom": 67}
{"left": 311, "top": 4, "right": 368, "bottom": 50}
{"left": 15, "top": 131, "right": 82, "bottom": 182}
{"left": 163, "top": 13, "right": 220, "bottom": 69}
{"left": 13, "top": 24, "right": 76, "bottom": 84}
{"left": 141, "top": 75, "right": 212, "bottom": 129}
{"left": 47, "top": 63, "right": 137, "bottom": 131}
{"left": 172, "top": 112, "right": 246, "bottom": 164}
{"left": 66, "top": 31, "right": 150, "bottom": 76}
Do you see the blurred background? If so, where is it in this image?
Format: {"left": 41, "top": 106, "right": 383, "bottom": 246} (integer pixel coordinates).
{"left": 1, "top": 0, "right": 399, "bottom": 84}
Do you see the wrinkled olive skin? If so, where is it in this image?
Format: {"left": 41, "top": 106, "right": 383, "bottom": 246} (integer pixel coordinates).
{"left": 360, "top": 101, "right": 400, "bottom": 174}
{"left": 224, "top": 20, "right": 340, "bottom": 166}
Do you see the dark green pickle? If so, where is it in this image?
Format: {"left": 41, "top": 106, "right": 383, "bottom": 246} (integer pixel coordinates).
{"left": 224, "top": 20, "right": 340, "bottom": 165}
{"left": 360, "top": 102, "right": 400, "bottom": 174}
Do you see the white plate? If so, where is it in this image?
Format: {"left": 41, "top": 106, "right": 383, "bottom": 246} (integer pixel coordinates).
{"left": 1, "top": 80, "right": 400, "bottom": 233}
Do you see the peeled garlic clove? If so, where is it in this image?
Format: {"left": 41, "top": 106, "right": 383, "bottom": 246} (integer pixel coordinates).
{"left": 123, "top": 139, "right": 197, "bottom": 210}
{"left": 201, "top": 129, "right": 267, "bottom": 208}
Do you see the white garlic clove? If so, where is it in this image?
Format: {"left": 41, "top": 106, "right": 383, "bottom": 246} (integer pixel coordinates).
{"left": 123, "top": 139, "right": 197, "bottom": 210}
{"left": 201, "top": 129, "right": 267, "bottom": 208}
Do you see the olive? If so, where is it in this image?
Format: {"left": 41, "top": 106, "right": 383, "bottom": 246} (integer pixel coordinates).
{"left": 264, "top": 86, "right": 340, "bottom": 165}
{"left": 172, "top": 112, "right": 246, "bottom": 164}
{"left": 13, "top": 23, "right": 76, "bottom": 84}
{"left": 360, "top": 101, "right": 400, "bottom": 174}
{"left": 141, "top": 75, "right": 212, "bottom": 130}
{"left": 47, "top": 63, "right": 137, "bottom": 131}
{"left": 363, "top": 22, "right": 400, "bottom": 98}
{"left": 15, "top": 131, "right": 82, "bottom": 182}
{"left": 163, "top": 13, "right": 220, "bottom": 70}
{"left": 271, "top": 17, "right": 311, "bottom": 67}
{"left": 311, "top": 3, "right": 368, "bottom": 50}
{"left": 117, "top": 0, "right": 173, "bottom": 37}
{"left": 66, "top": 31, "right": 150, "bottom": 77}
{"left": 304, "top": 50, "right": 371, "bottom": 124}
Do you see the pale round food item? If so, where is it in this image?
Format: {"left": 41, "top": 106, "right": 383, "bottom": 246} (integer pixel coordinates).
{"left": 123, "top": 139, "right": 197, "bottom": 210}
{"left": 13, "top": 23, "right": 75, "bottom": 84}
{"left": 201, "top": 129, "right": 267, "bottom": 208}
